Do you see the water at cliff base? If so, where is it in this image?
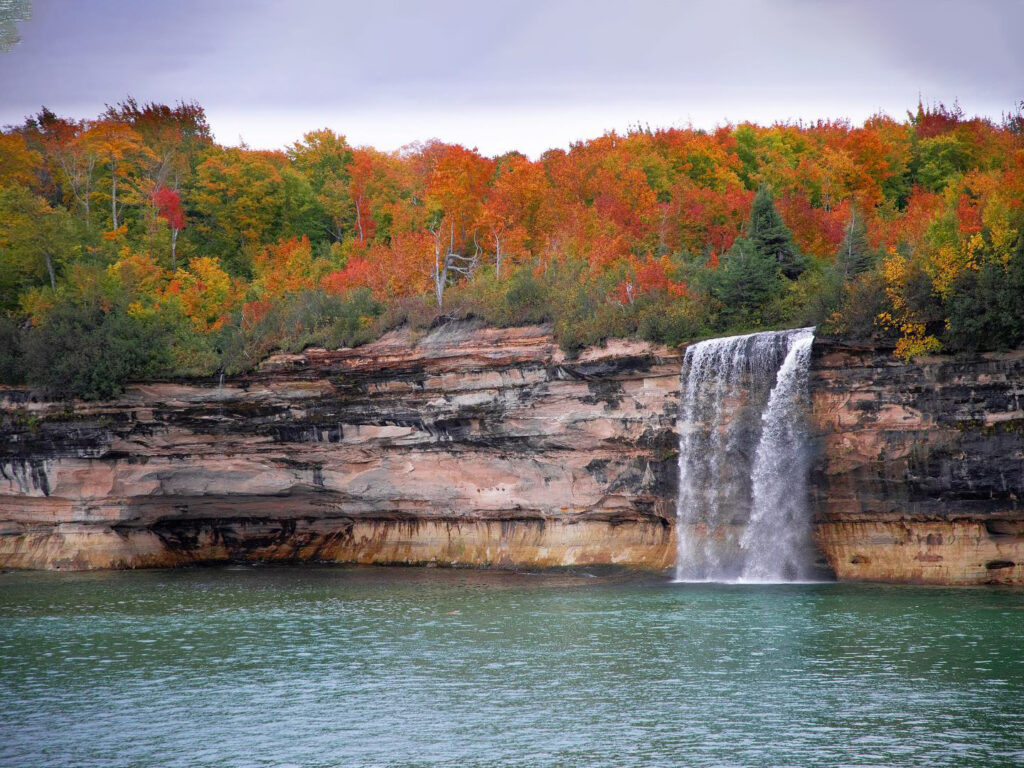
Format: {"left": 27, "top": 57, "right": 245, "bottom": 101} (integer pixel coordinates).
{"left": 1, "top": 567, "right": 1022, "bottom": 767}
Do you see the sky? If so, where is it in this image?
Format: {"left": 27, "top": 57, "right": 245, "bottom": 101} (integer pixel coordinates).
{"left": 1, "top": 0, "right": 1022, "bottom": 157}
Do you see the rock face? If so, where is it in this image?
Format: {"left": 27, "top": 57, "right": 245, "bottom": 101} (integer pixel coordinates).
{"left": 0, "top": 323, "right": 680, "bottom": 570}
{"left": 809, "top": 343, "right": 1024, "bottom": 585}
{"left": 3, "top": 323, "right": 1023, "bottom": 585}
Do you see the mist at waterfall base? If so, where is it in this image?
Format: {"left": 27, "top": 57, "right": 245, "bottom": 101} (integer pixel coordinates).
{"left": 675, "top": 328, "right": 826, "bottom": 583}
{"left": 2, "top": 567, "right": 1022, "bottom": 768}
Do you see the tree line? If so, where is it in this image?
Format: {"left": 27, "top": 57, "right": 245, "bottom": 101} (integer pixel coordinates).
{"left": 1, "top": 98, "right": 1023, "bottom": 398}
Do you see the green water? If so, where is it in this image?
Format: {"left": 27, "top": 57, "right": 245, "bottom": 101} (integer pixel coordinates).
{"left": 0, "top": 567, "right": 1021, "bottom": 767}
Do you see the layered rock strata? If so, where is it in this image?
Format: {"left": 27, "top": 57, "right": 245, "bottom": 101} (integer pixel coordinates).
{"left": 809, "top": 343, "right": 1024, "bottom": 585}
{"left": 3, "top": 323, "right": 1023, "bottom": 585}
{"left": 0, "top": 323, "right": 680, "bottom": 570}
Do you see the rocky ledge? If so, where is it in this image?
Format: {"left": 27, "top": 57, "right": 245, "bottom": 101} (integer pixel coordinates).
{"left": 0, "top": 323, "right": 680, "bottom": 570}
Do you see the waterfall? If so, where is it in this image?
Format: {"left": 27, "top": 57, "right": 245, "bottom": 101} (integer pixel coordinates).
{"left": 674, "top": 328, "right": 818, "bottom": 582}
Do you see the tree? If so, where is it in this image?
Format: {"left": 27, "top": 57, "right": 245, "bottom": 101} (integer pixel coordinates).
{"left": 0, "top": 185, "right": 77, "bottom": 307}
{"left": 835, "top": 206, "right": 876, "bottom": 278}
{"left": 27, "top": 113, "right": 100, "bottom": 226}
{"left": 83, "top": 120, "right": 154, "bottom": 231}
{"left": 103, "top": 99, "right": 212, "bottom": 190}
{"left": 708, "top": 236, "right": 783, "bottom": 328}
{"left": 0, "top": 132, "right": 42, "bottom": 189}
{"left": 747, "top": 186, "right": 806, "bottom": 279}
{"left": 288, "top": 129, "right": 353, "bottom": 241}
{"left": 423, "top": 144, "right": 494, "bottom": 307}
{"left": 347, "top": 147, "right": 402, "bottom": 244}
{"left": 161, "top": 256, "right": 237, "bottom": 332}
{"left": 153, "top": 187, "right": 186, "bottom": 269}
{"left": 191, "top": 147, "right": 288, "bottom": 270}
{"left": 945, "top": 234, "right": 1024, "bottom": 353}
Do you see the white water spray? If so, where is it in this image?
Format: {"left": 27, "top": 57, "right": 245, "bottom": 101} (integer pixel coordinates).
{"left": 674, "top": 328, "right": 818, "bottom": 582}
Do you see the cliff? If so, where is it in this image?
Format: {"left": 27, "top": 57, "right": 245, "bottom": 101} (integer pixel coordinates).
{"left": 809, "top": 343, "right": 1024, "bottom": 585}
{"left": 0, "top": 323, "right": 680, "bottom": 570}
{"left": 3, "top": 323, "right": 1023, "bottom": 585}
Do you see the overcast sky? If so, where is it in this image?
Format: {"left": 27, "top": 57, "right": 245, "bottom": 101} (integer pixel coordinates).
{"left": 1, "top": 0, "right": 1021, "bottom": 157}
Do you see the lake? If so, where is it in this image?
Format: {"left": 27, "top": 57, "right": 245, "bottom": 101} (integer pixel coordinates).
{"left": 1, "top": 566, "right": 1021, "bottom": 767}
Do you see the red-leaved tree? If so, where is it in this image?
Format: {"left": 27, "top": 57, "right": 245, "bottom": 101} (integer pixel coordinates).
{"left": 153, "top": 186, "right": 186, "bottom": 269}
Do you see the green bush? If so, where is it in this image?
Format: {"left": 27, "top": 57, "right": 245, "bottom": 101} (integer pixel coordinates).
{"left": 637, "top": 297, "right": 701, "bottom": 346}
{"left": 945, "top": 240, "right": 1024, "bottom": 353}
{"left": 220, "top": 288, "right": 384, "bottom": 374}
{"left": 0, "top": 315, "right": 24, "bottom": 384}
{"left": 21, "top": 302, "right": 174, "bottom": 400}
{"left": 823, "top": 271, "right": 893, "bottom": 341}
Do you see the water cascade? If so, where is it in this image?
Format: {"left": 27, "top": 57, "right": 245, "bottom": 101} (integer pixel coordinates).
{"left": 674, "top": 328, "right": 819, "bottom": 582}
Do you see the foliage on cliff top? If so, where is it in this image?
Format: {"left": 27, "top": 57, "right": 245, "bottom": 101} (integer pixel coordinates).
{"left": 2, "top": 98, "right": 1024, "bottom": 397}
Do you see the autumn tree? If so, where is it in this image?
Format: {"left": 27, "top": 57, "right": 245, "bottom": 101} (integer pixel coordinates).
{"left": 25, "top": 111, "right": 100, "bottom": 226}
{"left": 0, "top": 132, "right": 42, "bottom": 189}
{"left": 153, "top": 187, "right": 186, "bottom": 269}
{"left": 161, "top": 256, "right": 237, "bottom": 332}
{"left": 103, "top": 98, "right": 212, "bottom": 190}
{"left": 288, "top": 129, "right": 353, "bottom": 241}
{"left": 422, "top": 144, "right": 494, "bottom": 307}
{"left": 479, "top": 154, "right": 549, "bottom": 278}
{"left": 191, "top": 147, "right": 286, "bottom": 270}
{"left": 0, "top": 185, "right": 77, "bottom": 306}
{"left": 346, "top": 147, "right": 403, "bottom": 245}
{"left": 83, "top": 119, "right": 155, "bottom": 231}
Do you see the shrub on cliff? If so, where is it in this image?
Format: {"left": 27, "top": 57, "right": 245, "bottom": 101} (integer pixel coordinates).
{"left": 22, "top": 302, "right": 175, "bottom": 400}
{"left": 821, "top": 271, "right": 894, "bottom": 342}
{"left": 0, "top": 315, "right": 24, "bottom": 384}
{"left": 945, "top": 235, "right": 1024, "bottom": 353}
{"left": 443, "top": 265, "right": 553, "bottom": 328}
{"left": 219, "top": 287, "right": 383, "bottom": 374}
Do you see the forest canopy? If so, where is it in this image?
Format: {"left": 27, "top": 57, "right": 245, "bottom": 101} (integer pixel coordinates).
{"left": 2, "top": 98, "right": 1024, "bottom": 398}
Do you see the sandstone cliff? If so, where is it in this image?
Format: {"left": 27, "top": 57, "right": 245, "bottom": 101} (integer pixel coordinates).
{"left": 3, "top": 324, "right": 1023, "bottom": 585}
{"left": 809, "top": 343, "right": 1024, "bottom": 585}
{"left": 0, "top": 323, "right": 680, "bottom": 570}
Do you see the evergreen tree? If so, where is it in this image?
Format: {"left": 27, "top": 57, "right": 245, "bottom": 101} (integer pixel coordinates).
{"left": 747, "top": 187, "right": 805, "bottom": 279}
{"left": 709, "top": 237, "right": 783, "bottom": 328}
{"left": 945, "top": 234, "right": 1024, "bottom": 353}
{"left": 835, "top": 206, "right": 876, "bottom": 279}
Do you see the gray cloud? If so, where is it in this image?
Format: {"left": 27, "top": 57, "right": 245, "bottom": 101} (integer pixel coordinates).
{"left": 1, "top": 0, "right": 1021, "bottom": 154}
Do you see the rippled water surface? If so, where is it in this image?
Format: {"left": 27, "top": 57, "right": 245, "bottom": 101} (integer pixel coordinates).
{"left": 1, "top": 566, "right": 1022, "bottom": 767}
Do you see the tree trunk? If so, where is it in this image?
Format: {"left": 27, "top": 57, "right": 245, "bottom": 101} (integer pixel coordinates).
{"left": 493, "top": 230, "right": 503, "bottom": 280}
{"left": 45, "top": 253, "right": 56, "bottom": 292}
{"left": 83, "top": 175, "right": 91, "bottom": 229}
{"left": 432, "top": 227, "right": 445, "bottom": 309}
{"left": 171, "top": 227, "right": 179, "bottom": 271}
{"left": 111, "top": 167, "right": 118, "bottom": 230}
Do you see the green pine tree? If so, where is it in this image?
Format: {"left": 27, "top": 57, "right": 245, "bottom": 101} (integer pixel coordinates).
{"left": 748, "top": 187, "right": 805, "bottom": 279}
{"left": 709, "top": 237, "right": 783, "bottom": 328}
